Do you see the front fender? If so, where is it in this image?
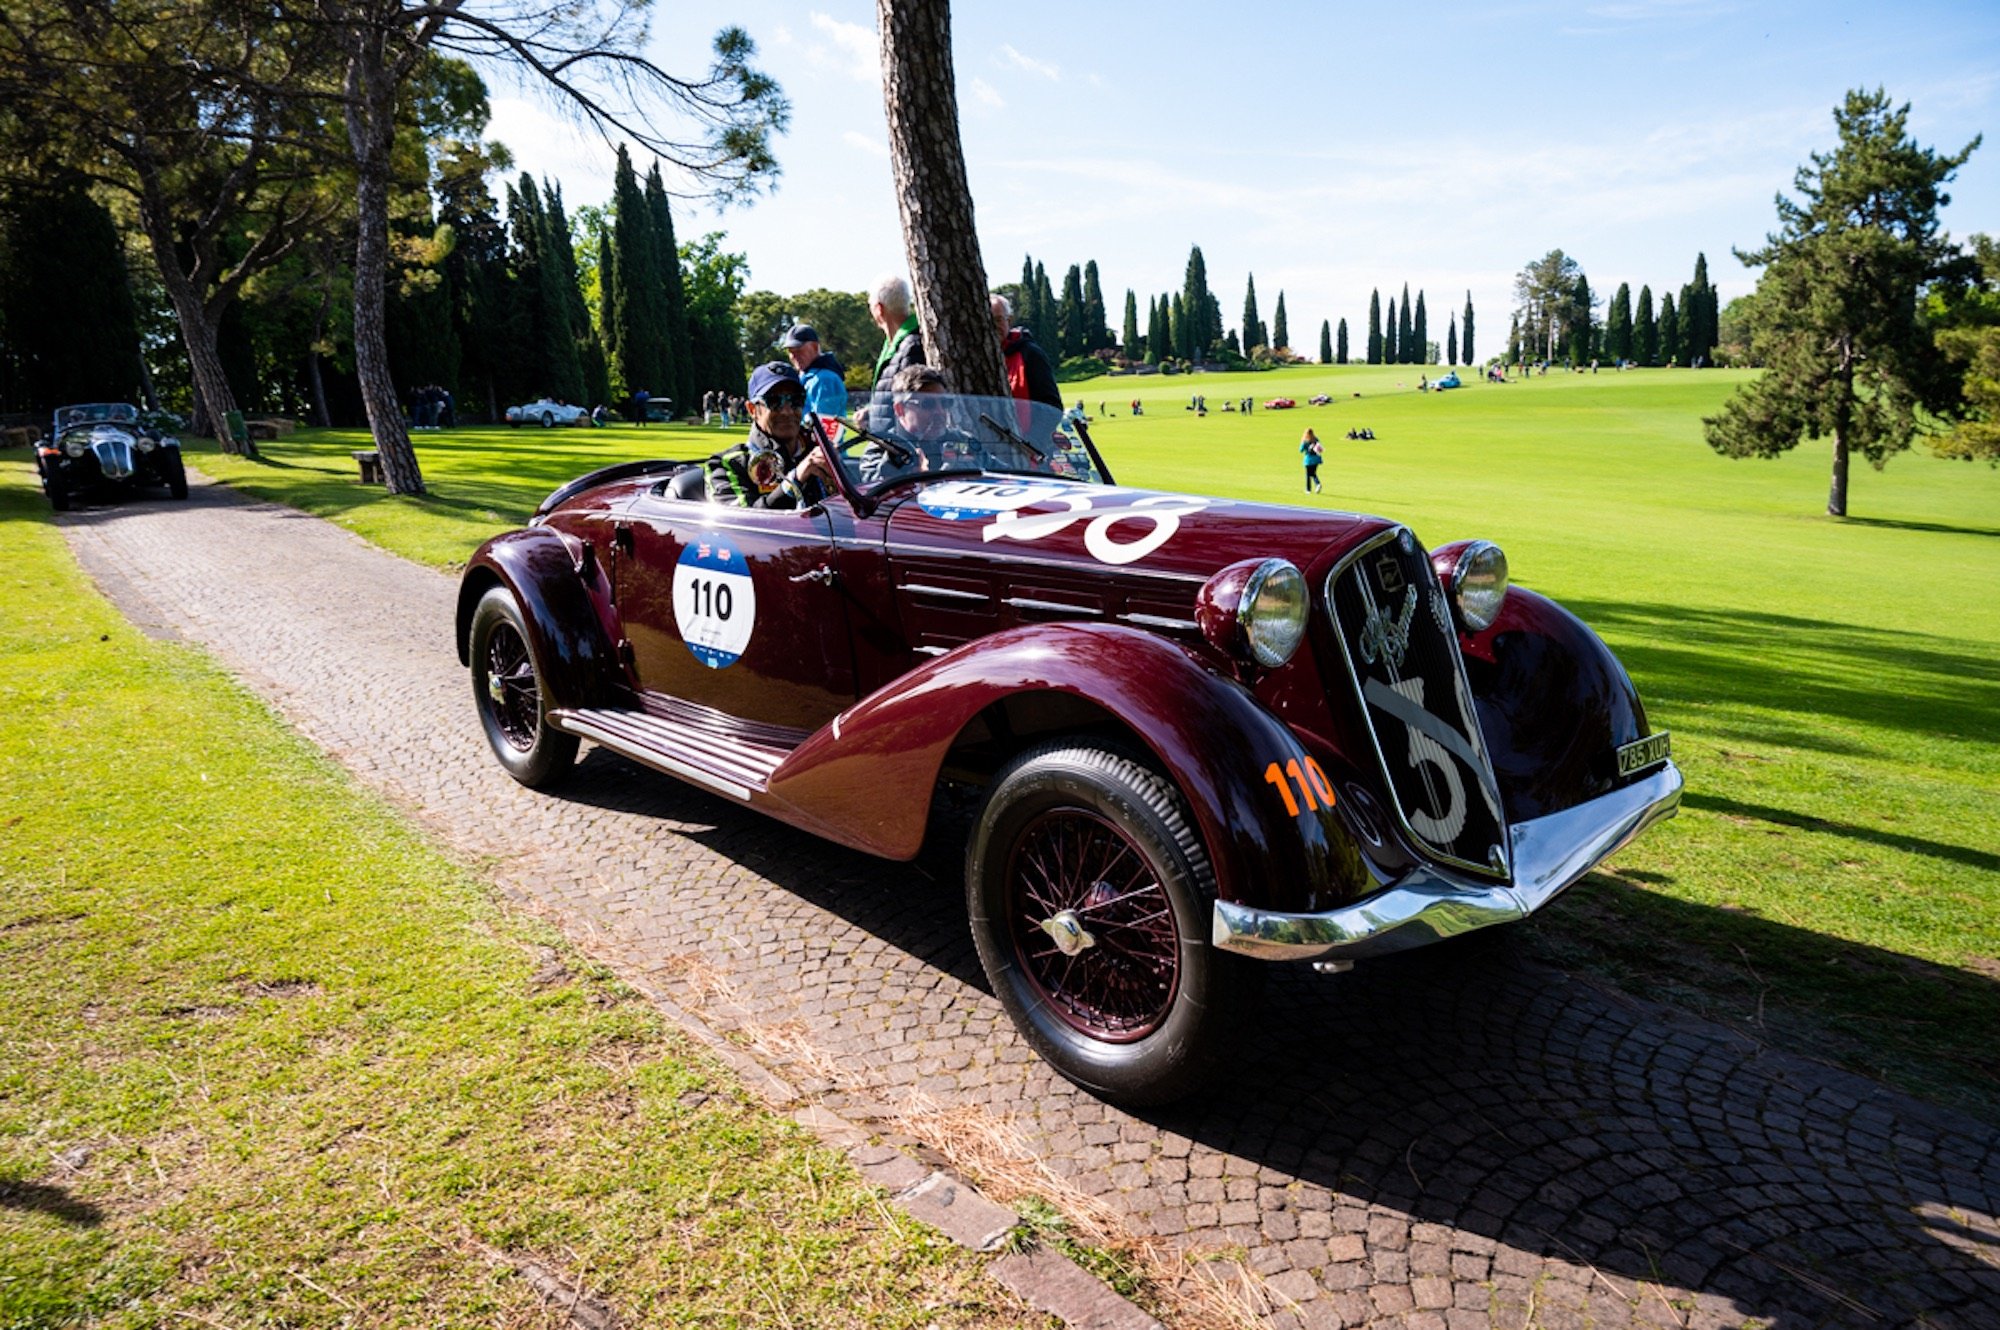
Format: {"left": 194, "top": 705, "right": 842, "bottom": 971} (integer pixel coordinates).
{"left": 763, "top": 622, "right": 1369, "bottom": 912}
{"left": 1457, "top": 585, "right": 1653, "bottom": 822}
{"left": 456, "top": 528, "right": 616, "bottom": 711}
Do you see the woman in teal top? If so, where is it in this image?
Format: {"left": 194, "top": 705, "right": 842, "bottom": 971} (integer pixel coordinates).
{"left": 1299, "top": 428, "right": 1323, "bottom": 493}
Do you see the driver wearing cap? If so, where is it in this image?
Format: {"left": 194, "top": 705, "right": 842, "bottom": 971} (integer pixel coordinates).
{"left": 704, "top": 362, "right": 836, "bottom": 508}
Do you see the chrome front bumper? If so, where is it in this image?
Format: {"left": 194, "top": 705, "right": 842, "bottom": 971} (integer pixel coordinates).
{"left": 1212, "top": 762, "right": 1684, "bottom": 962}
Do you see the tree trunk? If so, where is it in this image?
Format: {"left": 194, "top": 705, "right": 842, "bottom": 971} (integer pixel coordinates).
{"left": 1829, "top": 354, "right": 1852, "bottom": 518}
{"left": 138, "top": 205, "right": 252, "bottom": 455}
{"left": 876, "top": 0, "right": 1007, "bottom": 399}
{"left": 307, "top": 286, "right": 332, "bottom": 428}
{"left": 343, "top": 27, "right": 426, "bottom": 495}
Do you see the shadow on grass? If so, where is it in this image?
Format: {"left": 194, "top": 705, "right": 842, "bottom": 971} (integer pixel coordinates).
{"left": 0, "top": 1180, "right": 103, "bottom": 1227}
{"left": 1839, "top": 514, "right": 2000, "bottom": 540}
{"left": 1683, "top": 790, "right": 2000, "bottom": 874}
{"left": 1565, "top": 599, "right": 2000, "bottom": 750}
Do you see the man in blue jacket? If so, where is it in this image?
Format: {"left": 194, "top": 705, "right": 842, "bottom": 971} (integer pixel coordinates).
{"left": 783, "top": 323, "right": 848, "bottom": 441}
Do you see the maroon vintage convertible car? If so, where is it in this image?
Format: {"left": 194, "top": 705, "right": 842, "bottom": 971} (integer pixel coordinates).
{"left": 457, "top": 393, "right": 1680, "bottom": 1104}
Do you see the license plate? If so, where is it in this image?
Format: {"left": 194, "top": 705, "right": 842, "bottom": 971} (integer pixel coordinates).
{"left": 1616, "top": 731, "right": 1672, "bottom": 777}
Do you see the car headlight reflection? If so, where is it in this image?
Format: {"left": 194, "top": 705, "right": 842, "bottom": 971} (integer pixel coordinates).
{"left": 63, "top": 438, "right": 86, "bottom": 457}
{"left": 1451, "top": 540, "right": 1509, "bottom": 632}
{"left": 1240, "top": 559, "right": 1308, "bottom": 667}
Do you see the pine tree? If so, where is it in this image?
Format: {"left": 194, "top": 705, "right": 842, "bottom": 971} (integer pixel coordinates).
{"left": 1337, "top": 317, "right": 1349, "bottom": 364}
{"left": 1411, "top": 291, "right": 1425, "bottom": 365}
{"left": 1447, "top": 315, "right": 1458, "bottom": 366}
{"left": 1703, "top": 90, "right": 1979, "bottom": 515}
{"left": 1462, "top": 291, "right": 1475, "bottom": 365}
{"left": 1385, "top": 297, "right": 1399, "bottom": 364}
{"left": 1083, "top": 260, "right": 1108, "bottom": 352}
{"left": 1318, "top": 319, "right": 1333, "bottom": 364}
{"left": 1660, "top": 292, "right": 1680, "bottom": 366}
{"left": 1121, "top": 290, "right": 1139, "bottom": 358}
{"left": 1606, "top": 283, "right": 1633, "bottom": 363}
{"left": 643, "top": 164, "right": 691, "bottom": 411}
{"left": 1367, "top": 289, "right": 1382, "bottom": 364}
{"left": 1059, "top": 263, "right": 1085, "bottom": 359}
{"left": 1273, "top": 291, "right": 1289, "bottom": 353}
{"left": 1241, "top": 274, "right": 1262, "bottom": 354}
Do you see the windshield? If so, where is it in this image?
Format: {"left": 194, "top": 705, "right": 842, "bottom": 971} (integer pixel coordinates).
{"left": 56, "top": 403, "right": 138, "bottom": 430}
{"left": 822, "top": 393, "right": 1109, "bottom": 496}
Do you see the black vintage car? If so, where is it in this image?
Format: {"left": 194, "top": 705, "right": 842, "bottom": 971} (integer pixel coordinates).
{"left": 35, "top": 403, "right": 188, "bottom": 511}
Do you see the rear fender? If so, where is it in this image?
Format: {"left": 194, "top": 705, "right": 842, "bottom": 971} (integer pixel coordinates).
{"left": 456, "top": 528, "right": 616, "bottom": 710}
{"left": 764, "top": 622, "right": 1369, "bottom": 912}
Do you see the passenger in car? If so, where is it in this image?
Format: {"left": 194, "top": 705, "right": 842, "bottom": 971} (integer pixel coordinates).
{"left": 858, "top": 364, "right": 954, "bottom": 487}
{"left": 703, "top": 362, "right": 836, "bottom": 508}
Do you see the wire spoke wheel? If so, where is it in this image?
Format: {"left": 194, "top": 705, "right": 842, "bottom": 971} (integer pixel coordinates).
{"left": 483, "top": 621, "right": 541, "bottom": 751}
{"left": 1008, "top": 809, "right": 1181, "bottom": 1042}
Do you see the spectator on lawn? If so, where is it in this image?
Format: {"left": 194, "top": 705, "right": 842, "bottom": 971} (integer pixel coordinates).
{"left": 784, "top": 323, "right": 849, "bottom": 433}
{"left": 1300, "top": 428, "right": 1324, "bottom": 493}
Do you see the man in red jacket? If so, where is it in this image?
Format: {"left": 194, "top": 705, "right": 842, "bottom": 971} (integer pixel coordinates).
{"left": 989, "top": 294, "right": 1063, "bottom": 421}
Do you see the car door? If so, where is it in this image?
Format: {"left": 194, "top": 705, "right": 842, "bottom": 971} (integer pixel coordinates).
{"left": 613, "top": 485, "right": 857, "bottom": 735}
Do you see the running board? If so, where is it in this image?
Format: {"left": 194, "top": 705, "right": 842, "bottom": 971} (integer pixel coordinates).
{"left": 551, "top": 707, "right": 788, "bottom": 801}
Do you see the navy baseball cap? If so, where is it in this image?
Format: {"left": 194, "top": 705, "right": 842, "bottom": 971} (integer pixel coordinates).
{"left": 747, "top": 361, "right": 804, "bottom": 403}
{"left": 781, "top": 323, "right": 821, "bottom": 348}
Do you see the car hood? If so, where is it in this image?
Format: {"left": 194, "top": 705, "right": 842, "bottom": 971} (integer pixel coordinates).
{"left": 881, "top": 477, "right": 1389, "bottom": 585}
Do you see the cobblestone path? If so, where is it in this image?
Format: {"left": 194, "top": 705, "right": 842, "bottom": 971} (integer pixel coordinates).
{"left": 63, "top": 479, "right": 2000, "bottom": 1330}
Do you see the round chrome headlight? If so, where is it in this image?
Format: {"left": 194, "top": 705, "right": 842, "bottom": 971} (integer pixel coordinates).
{"left": 1450, "top": 540, "right": 1509, "bottom": 632}
{"left": 64, "top": 437, "right": 86, "bottom": 457}
{"left": 1239, "top": 559, "right": 1308, "bottom": 667}
{"left": 134, "top": 434, "right": 156, "bottom": 452}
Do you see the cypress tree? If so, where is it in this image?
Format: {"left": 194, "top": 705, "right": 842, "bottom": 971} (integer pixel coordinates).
{"left": 510, "top": 175, "right": 585, "bottom": 404}
{"left": 1241, "top": 274, "right": 1262, "bottom": 354}
{"left": 1337, "top": 317, "right": 1349, "bottom": 364}
{"left": 1660, "top": 292, "right": 1680, "bottom": 366}
{"left": 1367, "top": 289, "right": 1382, "bottom": 364}
{"left": 1083, "top": 260, "right": 1108, "bottom": 352}
{"left": 1036, "top": 263, "right": 1058, "bottom": 351}
{"left": 1447, "top": 315, "right": 1458, "bottom": 366}
{"left": 1059, "top": 264, "right": 1085, "bottom": 359}
{"left": 1398, "top": 283, "right": 1414, "bottom": 363}
{"left": 608, "top": 146, "right": 664, "bottom": 404}
{"left": 1144, "top": 295, "right": 1161, "bottom": 364}
{"left": 1273, "top": 291, "right": 1289, "bottom": 353}
{"left": 1122, "top": 290, "right": 1139, "bottom": 358}
{"left": 1411, "top": 290, "right": 1426, "bottom": 363}
{"left": 1385, "top": 297, "right": 1399, "bottom": 364}
{"left": 1019, "top": 256, "right": 1040, "bottom": 342}
{"left": 1567, "top": 273, "right": 1594, "bottom": 363}
{"left": 0, "top": 178, "right": 144, "bottom": 409}
{"left": 1635, "top": 284, "right": 1657, "bottom": 366}
{"left": 643, "top": 164, "right": 691, "bottom": 410}
{"left": 1168, "top": 292, "right": 1185, "bottom": 361}
{"left": 541, "top": 183, "right": 606, "bottom": 407}
{"left": 1606, "top": 283, "right": 1633, "bottom": 363}
{"left": 597, "top": 224, "right": 620, "bottom": 382}
{"left": 1462, "top": 291, "right": 1475, "bottom": 365}
{"left": 1318, "top": 319, "right": 1332, "bottom": 364}
{"left": 1182, "top": 246, "right": 1213, "bottom": 359}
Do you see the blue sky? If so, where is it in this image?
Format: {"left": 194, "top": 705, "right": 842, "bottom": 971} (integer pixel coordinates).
{"left": 484, "top": 0, "right": 1998, "bottom": 349}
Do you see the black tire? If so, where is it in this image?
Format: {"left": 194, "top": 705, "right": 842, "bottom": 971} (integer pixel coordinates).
{"left": 469, "top": 586, "right": 578, "bottom": 788}
{"left": 163, "top": 450, "right": 189, "bottom": 500}
{"left": 966, "top": 742, "right": 1254, "bottom": 1106}
{"left": 540, "top": 411, "right": 554, "bottom": 428}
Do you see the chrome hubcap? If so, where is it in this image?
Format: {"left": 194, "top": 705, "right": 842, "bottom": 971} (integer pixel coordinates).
{"left": 1038, "top": 909, "right": 1096, "bottom": 957}
{"left": 486, "top": 673, "right": 506, "bottom": 704}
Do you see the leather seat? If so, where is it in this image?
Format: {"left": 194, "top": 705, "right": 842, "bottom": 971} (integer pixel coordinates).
{"left": 666, "top": 464, "right": 708, "bottom": 501}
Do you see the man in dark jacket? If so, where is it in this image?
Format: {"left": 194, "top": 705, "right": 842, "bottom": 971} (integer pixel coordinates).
{"left": 703, "top": 362, "right": 835, "bottom": 508}
{"left": 990, "top": 294, "right": 1062, "bottom": 414}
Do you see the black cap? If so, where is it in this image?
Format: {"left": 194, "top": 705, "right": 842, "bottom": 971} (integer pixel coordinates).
{"left": 781, "top": 324, "right": 821, "bottom": 349}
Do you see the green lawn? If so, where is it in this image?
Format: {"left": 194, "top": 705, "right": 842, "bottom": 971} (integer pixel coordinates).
{"left": 169, "top": 365, "right": 2000, "bottom": 1120}
{"left": 0, "top": 470, "right": 1036, "bottom": 1327}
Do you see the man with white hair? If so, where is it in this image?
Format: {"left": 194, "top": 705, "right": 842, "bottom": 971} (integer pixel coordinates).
{"left": 868, "top": 274, "right": 926, "bottom": 394}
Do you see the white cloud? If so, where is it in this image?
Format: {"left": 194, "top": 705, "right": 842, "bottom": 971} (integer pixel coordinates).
{"left": 843, "top": 131, "right": 890, "bottom": 158}
{"left": 808, "top": 12, "right": 879, "bottom": 84}
{"left": 999, "top": 44, "right": 1060, "bottom": 80}
{"left": 969, "top": 77, "right": 1005, "bottom": 109}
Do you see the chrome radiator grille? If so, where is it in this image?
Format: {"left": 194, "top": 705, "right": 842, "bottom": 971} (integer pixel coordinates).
{"left": 1325, "top": 528, "right": 1510, "bottom": 879}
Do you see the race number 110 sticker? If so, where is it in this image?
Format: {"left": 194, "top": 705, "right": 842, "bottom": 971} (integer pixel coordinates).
{"left": 673, "top": 540, "right": 756, "bottom": 668}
